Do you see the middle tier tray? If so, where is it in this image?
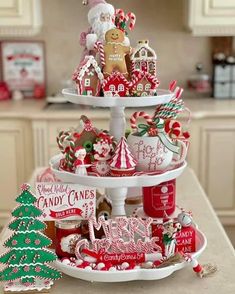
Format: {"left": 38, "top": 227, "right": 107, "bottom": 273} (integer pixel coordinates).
{"left": 50, "top": 154, "right": 187, "bottom": 188}
{"left": 62, "top": 88, "right": 174, "bottom": 108}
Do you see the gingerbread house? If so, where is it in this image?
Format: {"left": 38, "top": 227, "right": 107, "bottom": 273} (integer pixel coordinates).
{"left": 130, "top": 70, "right": 159, "bottom": 97}
{"left": 74, "top": 115, "right": 99, "bottom": 149}
{"left": 72, "top": 55, "right": 104, "bottom": 96}
{"left": 102, "top": 72, "right": 131, "bottom": 97}
{"left": 131, "top": 40, "right": 157, "bottom": 76}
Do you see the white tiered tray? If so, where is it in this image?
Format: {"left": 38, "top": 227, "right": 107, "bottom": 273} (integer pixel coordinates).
{"left": 62, "top": 88, "right": 174, "bottom": 108}
{"left": 55, "top": 228, "right": 207, "bottom": 283}
{"left": 50, "top": 154, "right": 187, "bottom": 188}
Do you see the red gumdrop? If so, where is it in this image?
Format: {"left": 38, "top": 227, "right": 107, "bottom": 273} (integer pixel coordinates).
{"left": 153, "top": 260, "right": 162, "bottom": 267}
{"left": 128, "top": 262, "right": 136, "bottom": 270}
{"left": 77, "top": 261, "right": 90, "bottom": 269}
{"left": 104, "top": 262, "right": 113, "bottom": 269}
{"left": 101, "top": 267, "right": 108, "bottom": 271}
{"left": 183, "top": 131, "right": 190, "bottom": 139}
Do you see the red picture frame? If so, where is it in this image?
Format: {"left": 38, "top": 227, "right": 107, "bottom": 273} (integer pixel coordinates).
{"left": 0, "top": 41, "right": 46, "bottom": 98}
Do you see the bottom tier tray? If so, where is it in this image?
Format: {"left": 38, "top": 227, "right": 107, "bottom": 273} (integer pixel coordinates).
{"left": 55, "top": 228, "right": 206, "bottom": 283}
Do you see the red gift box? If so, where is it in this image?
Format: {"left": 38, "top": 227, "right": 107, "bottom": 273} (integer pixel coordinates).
{"left": 151, "top": 223, "right": 196, "bottom": 254}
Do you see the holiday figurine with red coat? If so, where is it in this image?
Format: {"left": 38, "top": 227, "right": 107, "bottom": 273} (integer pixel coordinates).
{"left": 74, "top": 147, "right": 91, "bottom": 175}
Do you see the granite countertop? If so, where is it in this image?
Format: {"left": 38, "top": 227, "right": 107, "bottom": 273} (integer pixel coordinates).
{"left": 1, "top": 168, "right": 235, "bottom": 293}
{"left": 1, "top": 96, "right": 235, "bottom": 120}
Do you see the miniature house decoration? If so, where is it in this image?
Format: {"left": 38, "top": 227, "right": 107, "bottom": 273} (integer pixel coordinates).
{"left": 102, "top": 72, "right": 131, "bottom": 97}
{"left": 72, "top": 56, "right": 104, "bottom": 96}
{"left": 131, "top": 40, "right": 157, "bottom": 76}
{"left": 130, "top": 70, "right": 159, "bottom": 96}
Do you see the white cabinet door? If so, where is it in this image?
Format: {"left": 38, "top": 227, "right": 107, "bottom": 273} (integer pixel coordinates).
{"left": 187, "top": 0, "right": 235, "bottom": 36}
{"left": 0, "top": 0, "right": 42, "bottom": 36}
{"left": 199, "top": 121, "right": 235, "bottom": 225}
{"left": 0, "top": 120, "right": 33, "bottom": 226}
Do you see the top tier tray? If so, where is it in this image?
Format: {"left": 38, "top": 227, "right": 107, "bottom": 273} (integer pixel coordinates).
{"left": 62, "top": 88, "right": 174, "bottom": 108}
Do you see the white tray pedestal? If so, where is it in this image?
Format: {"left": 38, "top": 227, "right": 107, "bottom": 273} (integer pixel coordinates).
{"left": 106, "top": 187, "right": 128, "bottom": 216}
{"left": 109, "top": 106, "right": 126, "bottom": 142}
{"left": 108, "top": 106, "right": 127, "bottom": 216}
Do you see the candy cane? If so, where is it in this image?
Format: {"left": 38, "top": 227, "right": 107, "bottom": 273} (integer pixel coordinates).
{"left": 127, "top": 12, "right": 136, "bottom": 30}
{"left": 57, "top": 131, "right": 71, "bottom": 153}
{"left": 130, "top": 111, "right": 153, "bottom": 131}
{"left": 83, "top": 203, "right": 89, "bottom": 219}
{"left": 89, "top": 202, "right": 95, "bottom": 218}
{"left": 169, "top": 80, "right": 177, "bottom": 92}
{"left": 94, "top": 41, "right": 105, "bottom": 67}
{"left": 57, "top": 131, "right": 76, "bottom": 169}
{"left": 165, "top": 120, "right": 182, "bottom": 138}
{"left": 116, "top": 9, "right": 125, "bottom": 21}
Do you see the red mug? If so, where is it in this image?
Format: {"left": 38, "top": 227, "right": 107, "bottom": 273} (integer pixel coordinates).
{"left": 142, "top": 180, "right": 176, "bottom": 218}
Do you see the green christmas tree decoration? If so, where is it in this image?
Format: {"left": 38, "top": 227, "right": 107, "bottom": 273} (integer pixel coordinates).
{"left": 0, "top": 183, "right": 62, "bottom": 291}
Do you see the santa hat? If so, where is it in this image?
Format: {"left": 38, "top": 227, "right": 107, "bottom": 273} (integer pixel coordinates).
{"left": 163, "top": 216, "right": 173, "bottom": 226}
{"left": 87, "top": 0, "right": 115, "bottom": 25}
{"left": 75, "top": 146, "right": 86, "bottom": 154}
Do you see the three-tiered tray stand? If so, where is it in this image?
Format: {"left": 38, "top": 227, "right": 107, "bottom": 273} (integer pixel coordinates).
{"left": 50, "top": 88, "right": 207, "bottom": 282}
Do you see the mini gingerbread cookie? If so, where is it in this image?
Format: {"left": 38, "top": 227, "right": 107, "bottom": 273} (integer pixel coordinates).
{"left": 103, "top": 28, "right": 131, "bottom": 76}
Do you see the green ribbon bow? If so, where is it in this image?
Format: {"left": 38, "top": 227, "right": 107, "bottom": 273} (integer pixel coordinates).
{"left": 138, "top": 118, "right": 180, "bottom": 154}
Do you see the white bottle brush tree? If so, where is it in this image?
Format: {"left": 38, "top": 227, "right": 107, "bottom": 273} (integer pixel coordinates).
{"left": 0, "top": 184, "right": 61, "bottom": 291}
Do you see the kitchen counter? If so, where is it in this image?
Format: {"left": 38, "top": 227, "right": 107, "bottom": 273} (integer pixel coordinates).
{"left": 1, "top": 96, "right": 235, "bottom": 120}
{"left": 0, "top": 168, "right": 235, "bottom": 293}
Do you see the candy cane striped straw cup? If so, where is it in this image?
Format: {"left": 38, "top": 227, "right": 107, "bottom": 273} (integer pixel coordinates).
{"left": 127, "top": 112, "right": 187, "bottom": 172}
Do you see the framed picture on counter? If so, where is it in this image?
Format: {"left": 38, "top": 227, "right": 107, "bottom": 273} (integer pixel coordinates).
{"left": 0, "top": 41, "right": 46, "bottom": 98}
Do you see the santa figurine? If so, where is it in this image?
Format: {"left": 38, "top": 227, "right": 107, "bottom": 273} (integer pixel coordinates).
{"left": 74, "top": 146, "right": 90, "bottom": 175}
{"left": 92, "top": 133, "right": 114, "bottom": 176}
{"left": 81, "top": 0, "right": 116, "bottom": 52}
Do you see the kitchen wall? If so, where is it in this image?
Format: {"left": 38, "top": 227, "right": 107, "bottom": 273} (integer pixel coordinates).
{"left": 34, "top": 0, "right": 211, "bottom": 95}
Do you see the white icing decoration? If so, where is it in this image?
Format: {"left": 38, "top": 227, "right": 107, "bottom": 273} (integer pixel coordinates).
{"left": 74, "top": 56, "right": 104, "bottom": 83}
{"left": 4, "top": 279, "right": 53, "bottom": 292}
{"left": 96, "top": 195, "right": 112, "bottom": 209}
{"left": 131, "top": 42, "right": 157, "bottom": 61}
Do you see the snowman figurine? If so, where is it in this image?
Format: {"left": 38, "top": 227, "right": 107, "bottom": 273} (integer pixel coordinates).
{"left": 74, "top": 147, "right": 90, "bottom": 175}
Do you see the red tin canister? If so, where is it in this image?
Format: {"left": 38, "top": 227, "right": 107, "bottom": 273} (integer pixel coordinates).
{"left": 142, "top": 179, "right": 176, "bottom": 217}
{"left": 55, "top": 221, "right": 82, "bottom": 258}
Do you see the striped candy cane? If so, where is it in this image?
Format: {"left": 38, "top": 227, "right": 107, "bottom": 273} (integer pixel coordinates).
{"left": 57, "top": 131, "right": 76, "bottom": 169}
{"left": 127, "top": 12, "right": 136, "bottom": 30}
{"left": 57, "top": 131, "right": 72, "bottom": 153}
{"left": 115, "top": 9, "right": 125, "bottom": 21}
{"left": 130, "top": 111, "right": 153, "bottom": 131}
{"left": 164, "top": 120, "right": 182, "bottom": 138}
{"left": 94, "top": 41, "right": 105, "bottom": 67}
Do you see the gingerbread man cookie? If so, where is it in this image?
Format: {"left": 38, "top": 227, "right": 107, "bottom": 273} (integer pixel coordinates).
{"left": 103, "top": 28, "right": 131, "bottom": 76}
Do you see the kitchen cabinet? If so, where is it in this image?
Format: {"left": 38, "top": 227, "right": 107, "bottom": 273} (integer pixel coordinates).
{"left": 187, "top": 0, "right": 235, "bottom": 36}
{"left": 189, "top": 118, "right": 235, "bottom": 227}
{"left": 0, "top": 119, "right": 33, "bottom": 224}
{"left": 0, "top": 0, "right": 42, "bottom": 36}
